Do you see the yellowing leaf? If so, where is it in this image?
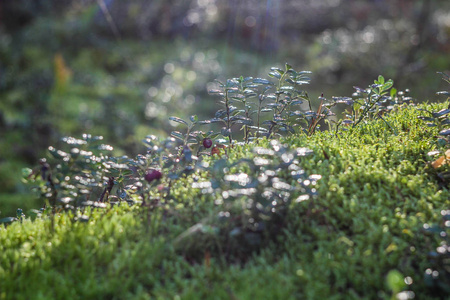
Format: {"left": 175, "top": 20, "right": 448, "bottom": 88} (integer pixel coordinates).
{"left": 431, "top": 149, "right": 450, "bottom": 169}
{"left": 53, "top": 53, "right": 72, "bottom": 95}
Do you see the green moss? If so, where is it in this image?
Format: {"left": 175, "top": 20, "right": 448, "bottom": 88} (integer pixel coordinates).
{"left": 1, "top": 102, "right": 449, "bottom": 299}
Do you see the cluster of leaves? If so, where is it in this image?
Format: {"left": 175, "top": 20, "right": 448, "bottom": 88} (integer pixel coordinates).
{"left": 204, "top": 64, "right": 311, "bottom": 142}
{"left": 18, "top": 123, "right": 320, "bottom": 256}
{"left": 418, "top": 73, "right": 450, "bottom": 183}
{"left": 327, "top": 75, "right": 411, "bottom": 135}
{"left": 9, "top": 65, "right": 409, "bottom": 241}
{"left": 202, "top": 65, "right": 411, "bottom": 144}
{"left": 18, "top": 132, "right": 208, "bottom": 220}
{"left": 415, "top": 73, "right": 450, "bottom": 298}
{"left": 436, "top": 72, "right": 450, "bottom": 99}
{"left": 0, "top": 208, "right": 26, "bottom": 225}
{"left": 174, "top": 140, "right": 320, "bottom": 258}
{"left": 422, "top": 209, "right": 450, "bottom": 295}
{"left": 15, "top": 135, "right": 134, "bottom": 223}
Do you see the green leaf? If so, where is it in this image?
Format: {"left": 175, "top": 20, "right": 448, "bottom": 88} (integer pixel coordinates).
{"left": 382, "top": 80, "right": 393, "bottom": 91}
{"left": 268, "top": 72, "right": 281, "bottom": 79}
{"left": 280, "top": 86, "right": 295, "bottom": 91}
{"left": 270, "top": 67, "right": 284, "bottom": 74}
{"left": 22, "top": 168, "right": 32, "bottom": 178}
{"left": 48, "top": 147, "right": 68, "bottom": 159}
{"left": 433, "top": 108, "right": 450, "bottom": 118}
{"left": 169, "top": 116, "right": 188, "bottom": 126}
{"left": 439, "top": 128, "right": 450, "bottom": 136}
{"left": 244, "top": 91, "right": 258, "bottom": 99}
{"left": 199, "top": 118, "right": 223, "bottom": 125}
{"left": 234, "top": 119, "right": 253, "bottom": 125}
{"left": 285, "top": 78, "right": 295, "bottom": 84}
{"left": 209, "top": 89, "right": 223, "bottom": 95}
{"left": 108, "top": 168, "right": 133, "bottom": 177}
{"left": 390, "top": 87, "right": 397, "bottom": 98}
{"left": 0, "top": 217, "right": 17, "bottom": 224}
{"left": 377, "top": 75, "right": 385, "bottom": 85}
{"left": 386, "top": 269, "right": 406, "bottom": 294}
{"left": 170, "top": 131, "right": 184, "bottom": 141}
{"left": 206, "top": 132, "right": 220, "bottom": 139}
{"left": 215, "top": 109, "right": 227, "bottom": 119}
{"left": 253, "top": 78, "right": 271, "bottom": 85}
{"left": 221, "top": 127, "right": 232, "bottom": 136}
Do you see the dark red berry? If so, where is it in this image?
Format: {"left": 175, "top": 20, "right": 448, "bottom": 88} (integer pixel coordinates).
{"left": 144, "top": 169, "right": 162, "bottom": 183}
{"left": 203, "top": 138, "right": 213, "bottom": 148}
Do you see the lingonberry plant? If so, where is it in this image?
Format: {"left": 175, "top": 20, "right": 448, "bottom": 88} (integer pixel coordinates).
{"left": 418, "top": 72, "right": 450, "bottom": 183}
{"left": 16, "top": 65, "right": 427, "bottom": 248}
{"left": 436, "top": 72, "right": 450, "bottom": 100}
{"left": 202, "top": 78, "right": 255, "bottom": 144}
{"left": 22, "top": 135, "right": 133, "bottom": 211}
{"left": 174, "top": 140, "right": 320, "bottom": 257}
{"left": 203, "top": 63, "right": 313, "bottom": 142}
{"left": 264, "top": 64, "right": 312, "bottom": 137}
{"left": 18, "top": 65, "right": 414, "bottom": 230}
{"left": 170, "top": 115, "right": 220, "bottom": 156}
{"left": 5, "top": 64, "right": 449, "bottom": 299}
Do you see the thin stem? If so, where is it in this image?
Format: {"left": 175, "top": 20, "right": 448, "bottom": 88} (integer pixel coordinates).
{"left": 99, "top": 176, "right": 115, "bottom": 202}
{"left": 307, "top": 100, "right": 324, "bottom": 136}
{"left": 244, "top": 109, "right": 250, "bottom": 143}
{"left": 225, "top": 90, "right": 233, "bottom": 144}
{"left": 353, "top": 93, "right": 378, "bottom": 128}
{"left": 257, "top": 95, "right": 262, "bottom": 139}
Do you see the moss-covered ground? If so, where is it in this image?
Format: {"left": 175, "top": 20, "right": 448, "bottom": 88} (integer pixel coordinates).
{"left": 1, "top": 102, "right": 449, "bottom": 299}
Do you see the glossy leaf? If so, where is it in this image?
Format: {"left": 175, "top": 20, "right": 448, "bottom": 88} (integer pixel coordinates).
{"left": 433, "top": 108, "right": 450, "bottom": 118}
{"left": 268, "top": 72, "right": 279, "bottom": 79}
{"left": 221, "top": 127, "right": 232, "bottom": 137}
{"left": 253, "top": 78, "right": 271, "bottom": 85}
{"left": 439, "top": 129, "right": 450, "bottom": 136}
{"left": 280, "top": 86, "right": 295, "bottom": 91}
{"left": 0, "top": 217, "right": 17, "bottom": 224}
{"left": 170, "top": 131, "right": 184, "bottom": 141}
{"left": 169, "top": 116, "right": 188, "bottom": 126}
{"left": 199, "top": 118, "right": 223, "bottom": 125}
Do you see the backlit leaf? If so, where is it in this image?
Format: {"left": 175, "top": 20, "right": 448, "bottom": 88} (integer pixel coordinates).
{"left": 0, "top": 217, "right": 17, "bottom": 224}
{"left": 169, "top": 116, "right": 188, "bottom": 126}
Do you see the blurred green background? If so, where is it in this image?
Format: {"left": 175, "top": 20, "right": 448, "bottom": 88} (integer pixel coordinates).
{"left": 1, "top": 0, "right": 449, "bottom": 216}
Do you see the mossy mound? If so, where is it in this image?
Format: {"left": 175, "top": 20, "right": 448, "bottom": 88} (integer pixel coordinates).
{"left": 1, "top": 102, "right": 449, "bottom": 299}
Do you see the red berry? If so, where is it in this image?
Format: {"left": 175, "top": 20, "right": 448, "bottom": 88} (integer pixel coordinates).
{"left": 203, "top": 138, "right": 213, "bottom": 148}
{"left": 144, "top": 169, "right": 162, "bottom": 183}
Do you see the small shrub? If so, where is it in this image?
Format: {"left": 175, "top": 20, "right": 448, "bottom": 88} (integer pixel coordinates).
{"left": 418, "top": 72, "right": 450, "bottom": 184}
{"left": 421, "top": 209, "right": 450, "bottom": 296}
{"left": 174, "top": 140, "right": 320, "bottom": 258}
